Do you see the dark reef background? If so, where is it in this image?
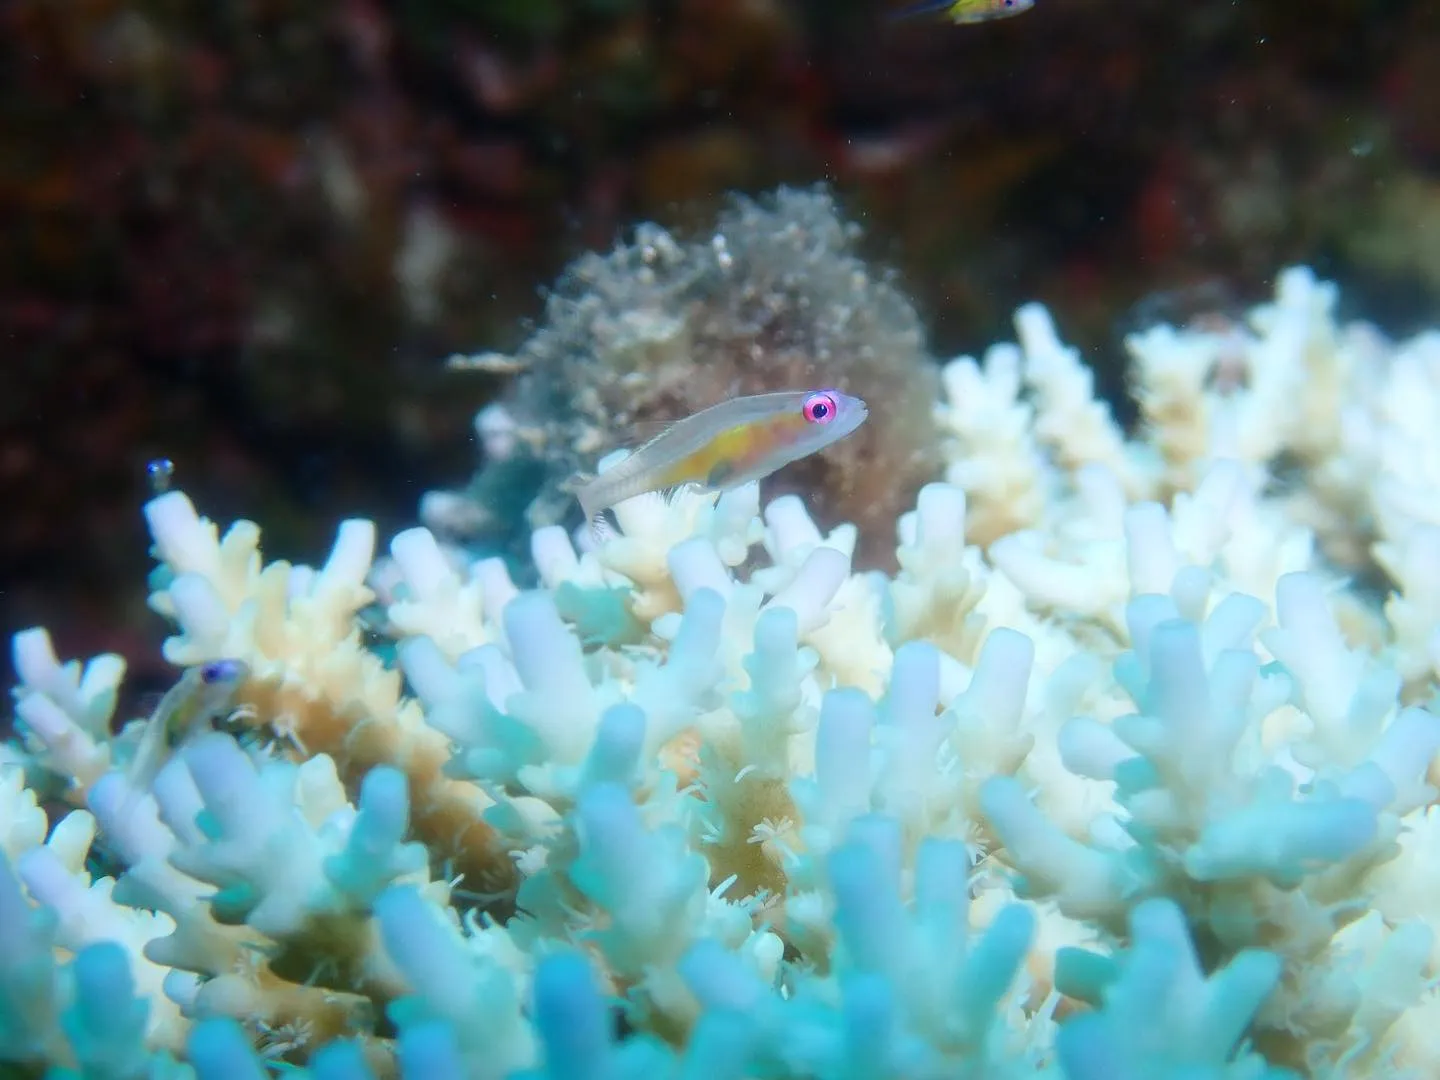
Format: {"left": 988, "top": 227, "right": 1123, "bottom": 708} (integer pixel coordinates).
{"left": 4, "top": 0, "right": 1438, "bottom": 695}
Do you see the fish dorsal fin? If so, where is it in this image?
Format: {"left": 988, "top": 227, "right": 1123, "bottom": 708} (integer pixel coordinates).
{"left": 623, "top": 417, "right": 681, "bottom": 446}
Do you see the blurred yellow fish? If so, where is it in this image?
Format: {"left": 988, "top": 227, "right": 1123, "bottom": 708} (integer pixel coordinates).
{"left": 575, "top": 388, "right": 868, "bottom": 537}
{"left": 891, "top": 0, "right": 1034, "bottom": 24}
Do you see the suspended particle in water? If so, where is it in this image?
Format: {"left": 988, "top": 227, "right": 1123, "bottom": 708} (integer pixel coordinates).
{"left": 712, "top": 234, "right": 733, "bottom": 271}
{"left": 146, "top": 458, "right": 175, "bottom": 494}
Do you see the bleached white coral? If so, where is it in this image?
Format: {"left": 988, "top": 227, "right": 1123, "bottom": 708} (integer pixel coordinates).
{"left": 10, "top": 627, "right": 125, "bottom": 796}
{"left": 3, "top": 265, "right": 1439, "bottom": 1080}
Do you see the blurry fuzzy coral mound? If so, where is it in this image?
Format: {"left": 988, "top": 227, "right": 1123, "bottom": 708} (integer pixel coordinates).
{"left": 7, "top": 263, "right": 1440, "bottom": 1079}
{"left": 424, "top": 185, "right": 943, "bottom": 570}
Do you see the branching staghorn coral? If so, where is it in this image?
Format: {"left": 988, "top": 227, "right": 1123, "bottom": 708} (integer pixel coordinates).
{"left": 2, "top": 266, "right": 1439, "bottom": 1078}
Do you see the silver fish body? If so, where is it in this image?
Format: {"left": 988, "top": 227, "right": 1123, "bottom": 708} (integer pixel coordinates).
{"left": 575, "top": 389, "right": 868, "bottom": 532}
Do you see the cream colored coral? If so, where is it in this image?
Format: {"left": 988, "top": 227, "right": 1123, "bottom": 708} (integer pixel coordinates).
{"left": 1016, "top": 302, "right": 1150, "bottom": 498}
{"left": 16, "top": 810, "right": 188, "bottom": 1049}
{"left": 141, "top": 491, "right": 508, "bottom": 901}
{"left": 10, "top": 627, "right": 124, "bottom": 798}
{"left": 934, "top": 344, "right": 1050, "bottom": 545}
{"left": 384, "top": 526, "right": 506, "bottom": 660}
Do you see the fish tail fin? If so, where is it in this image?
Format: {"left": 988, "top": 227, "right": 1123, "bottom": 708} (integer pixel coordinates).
{"left": 886, "top": 0, "right": 955, "bottom": 20}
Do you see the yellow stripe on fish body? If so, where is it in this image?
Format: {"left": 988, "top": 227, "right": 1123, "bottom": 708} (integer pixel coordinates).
{"left": 655, "top": 411, "right": 801, "bottom": 489}
{"left": 576, "top": 388, "right": 868, "bottom": 536}
{"left": 891, "top": 0, "right": 1034, "bottom": 23}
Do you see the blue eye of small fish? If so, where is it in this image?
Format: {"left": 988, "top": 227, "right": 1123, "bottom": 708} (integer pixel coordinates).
{"left": 146, "top": 458, "right": 175, "bottom": 494}
{"left": 199, "top": 659, "right": 245, "bottom": 684}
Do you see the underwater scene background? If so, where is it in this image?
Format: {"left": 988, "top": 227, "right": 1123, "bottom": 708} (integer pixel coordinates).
{"left": 4, "top": 0, "right": 1440, "bottom": 1076}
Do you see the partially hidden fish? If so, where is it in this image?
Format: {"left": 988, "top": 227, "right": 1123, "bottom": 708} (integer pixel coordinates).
{"left": 890, "top": 0, "right": 1035, "bottom": 24}
{"left": 120, "top": 658, "right": 250, "bottom": 811}
{"left": 575, "top": 388, "right": 868, "bottom": 536}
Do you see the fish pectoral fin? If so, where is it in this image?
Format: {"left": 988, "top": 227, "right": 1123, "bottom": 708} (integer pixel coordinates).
{"left": 588, "top": 510, "right": 618, "bottom": 544}
{"left": 658, "top": 481, "right": 710, "bottom": 506}
{"left": 704, "top": 460, "right": 737, "bottom": 488}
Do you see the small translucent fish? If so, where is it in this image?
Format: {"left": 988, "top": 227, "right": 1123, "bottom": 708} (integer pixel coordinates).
{"left": 120, "top": 658, "right": 250, "bottom": 811}
{"left": 891, "top": 0, "right": 1034, "bottom": 24}
{"left": 146, "top": 457, "right": 175, "bottom": 494}
{"left": 575, "top": 388, "right": 868, "bottom": 537}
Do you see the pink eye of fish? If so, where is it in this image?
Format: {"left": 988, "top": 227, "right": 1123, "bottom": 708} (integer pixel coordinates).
{"left": 802, "top": 391, "right": 839, "bottom": 424}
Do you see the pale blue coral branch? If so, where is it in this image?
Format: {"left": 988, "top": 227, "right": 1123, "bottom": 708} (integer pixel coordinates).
{"left": 569, "top": 781, "right": 709, "bottom": 971}
{"left": 504, "top": 592, "right": 584, "bottom": 689}
{"left": 397, "top": 635, "right": 491, "bottom": 746}
{"left": 1364, "top": 706, "right": 1440, "bottom": 813}
{"left": 1196, "top": 592, "right": 1267, "bottom": 667}
{"left": 168, "top": 734, "right": 325, "bottom": 934}
{"left": 1054, "top": 899, "right": 1294, "bottom": 1080}
{"left": 1056, "top": 716, "right": 1134, "bottom": 781}
{"left": 397, "top": 1021, "right": 466, "bottom": 1080}
{"left": 763, "top": 545, "right": 850, "bottom": 635}
{"left": 730, "top": 604, "right": 817, "bottom": 777}
{"left": 677, "top": 938, "right": 768, "bottom": 1014}
{"left": 1184, "top": 793, "right": 1378, "bottom": 882}
{"left": 839, "top": 971, "right": 905, "bottom": 1076}
{"left": 794, "top": 686, "right": 876, "bottom": 839}
{"left": 0, "top": 848, "right": 62, "bottom": 1061}
{"left": 529, "top": 951, "right": 613, "bottom": 1080}
{"left": 373, "top": 884, "right": 533, "bottom": 1077}
{"left": 873, "top": 642, "right": 947, "bottom": 824}
{"left": 578, "top": 702, "right": 647, "bottom": 791}
{"left": 553, "top": 579, "right": 648, "bottom": 647}
{"left": 186, "top": 1018, "right": 269, "bottom": 1080}
{"left": 517, "top": 949, "right": 696, "bottom": 1080}
{"left": 59, "top": 941, "right": 152, "bottom": 1080}
{"left": 628, "top": 586, "right": 726, "bottom": 755}
{"left": 306, "top": 1040, "right": 378, "bottom": 1080}
{"left": 1135, "top": 619, "right": 1225, "bottom": 762}
{"left": 913, "top": 835, "right": 968, "bottom": 911}
{"left": 828, "top": 819, "right": 906, "bottom": 974}
{"left": 952, "top": 626, "right": 1033, "bottom": 737}
{"left": 884, "top": 641, "right": 943, "bottom": 732}
{"left": 957, "top": 903, "right": 1036, "bottom": 1032}
{"left": 667, "top": 536, "right": 735, "bottom": 602}
{"left": 372, "top": 885, "right": 471, "bottom": 1011}
{"left": 675, "top": 1010, "right": 753, "bottom": 1080}
{"left": 400, "top": 635, "right": 543, "bottom": 786}
{"left": 980, "top": 775, "right": 1141, "bottom": 917}
{"left": 322, "top": 766, "right": 428, "bottom": 907}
